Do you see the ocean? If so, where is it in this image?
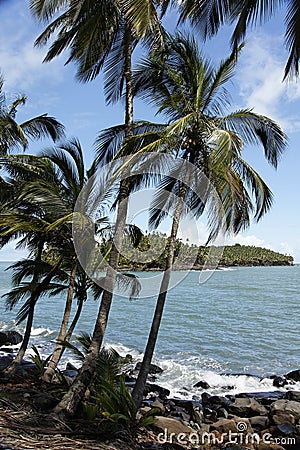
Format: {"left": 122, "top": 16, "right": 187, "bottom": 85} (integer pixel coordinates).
{"left": 0, "top": 261, "right": 299, "bottom": 398}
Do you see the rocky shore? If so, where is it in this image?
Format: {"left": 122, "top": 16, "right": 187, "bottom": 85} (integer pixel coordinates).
{"left": 1, "top": 354, "right": 300, "bottom": 449}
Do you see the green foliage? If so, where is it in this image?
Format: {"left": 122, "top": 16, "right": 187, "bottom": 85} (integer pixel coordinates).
{"left": 30, "top": 345, "right": 52, "bottom": 379}
{"left": 62, "top": 333, "right": 156, "bottom": 432}
{"left": 95, "top": 377, "right": 157, "bottom": 433}
{"left": 115, "top": 232, "right": 293, "bottom": 269}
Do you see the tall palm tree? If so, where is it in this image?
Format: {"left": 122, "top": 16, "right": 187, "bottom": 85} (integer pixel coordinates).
{"left": 157, "top": 0, "right": 300, "bottom": 80}
{"left": 111, "top": 33, "right": 287, "bottom": 408}
{"left": 0, "top": 72, "right": 64, "bottom": 154}
{"left": 0, "top": 154, "right": 66, "bottom": 375}
{"left": 30, "top": 0, "right": 163, "bottom": 417}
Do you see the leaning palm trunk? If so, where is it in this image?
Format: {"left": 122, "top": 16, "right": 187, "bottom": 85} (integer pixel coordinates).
{"left": 4, "top": 256, "right": 62, "bottom": 377}
{"left": 43, "top": 263, "right": 77, "bottom": 382}
{"left": 132, "top": 175, "right": 189, "bottom": 409}
{"left": 53, "top": 26, "right": 134, "bottom": 419}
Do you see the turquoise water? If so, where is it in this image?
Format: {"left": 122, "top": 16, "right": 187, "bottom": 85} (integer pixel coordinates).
{"left": 0, "top": 262, "right": 299, "bottom": 397}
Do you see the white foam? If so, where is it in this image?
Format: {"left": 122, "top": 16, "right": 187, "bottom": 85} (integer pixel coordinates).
{"left": 153, "top": 357, "right": 300, "bottom": 399}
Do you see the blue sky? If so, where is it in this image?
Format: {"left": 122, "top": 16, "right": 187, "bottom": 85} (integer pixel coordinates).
{"left": 0, "top": 1, "right": 299, "bottom": 261}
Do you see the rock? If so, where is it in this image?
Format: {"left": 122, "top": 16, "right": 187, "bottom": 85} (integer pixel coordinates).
{"left": 192, "top": 407, "right": 203, "bottom": 424}
{"left": 151, "top": 400, "right": 166, "bottom": 415}
{"left": 144, "top": 383, "right": 170, "bottom": 399}
{"left": 285, "top": 369, "right": 300, "bottom": 382}
{"left": 66, "top": 362, "right": 78, "bottom": 371}
{"left": 0, "top": 355, "right": 13, "bottom": 371}
{"left": 202, "top": 393, "right": 231, "bottom": 410}
{"left": 139, "top": 406, "right": 152, "bottom": 416}
{"left": 285, "top": 390, "right": 300, "bottom": 402}
{"left": 135, "top": 362, "right": 163, "bottom": 375}
{"left": 0, "top": 331, "right": 22, "bottom": 346}
{"left": 228, "top": 397, "right": 268, "bottom": 417}
{"left": 235, "top": 391, "right": 286, "bottom": 403}
{"left": 218, "top": 407, "right": 229, "bottom": 418}
{"left": 249, "top": 415, "right": 269, "bottom": 430}
{"left": 153, "top": 416, "right": 194, "bottom": 436}
{"left": 272, "top": 376, "right": 288, "bottom": 388}
{"left": 194, "top": 380, "right": 210, "bottom": 389}
{"left": 272, "top": 412, "right": 295, "bottom": 425}
{"left": 277, "top": 422, "right": 297, "bottom": 435}
{"left": 210, "top": 418, "right": 239, "bottom": 434}
{"left": 270, "top": 399, "right": 300, "bottom": 421}
{"left": 257, "top": 444, "right": 285, "bottom": 450}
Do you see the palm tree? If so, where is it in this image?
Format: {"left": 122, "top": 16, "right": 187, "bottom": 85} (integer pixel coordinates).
{"left": 110, "top": 33, "right": 287, "bottom": 408}
{"left": 157, "top": 0, "right": 300, "bottom": 80}
{"left": 30, "top": 0, "right": 163, "bottom": 417}
{"left": 0, "top": 154, "right": 66, "bottom": 375}
{"left": 0, "top": 72, "right": 64, "bottom": 154}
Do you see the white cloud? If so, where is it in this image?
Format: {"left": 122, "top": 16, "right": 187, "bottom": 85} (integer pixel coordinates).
{"left": 0, "top": 4, "right": 64, "bottom": 93}
{"left": 225, "top": 234, "right": 274, "bottom": 249}
{"left": 0, "top": 241, "right": 29, "bottom": 262}
{"left": 236, "top": 33, "right": 300, "bottom": 132}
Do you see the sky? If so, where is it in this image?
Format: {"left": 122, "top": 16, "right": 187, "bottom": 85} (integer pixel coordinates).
{"left": 0, "top": 1, "right": 299, "bottom": 262}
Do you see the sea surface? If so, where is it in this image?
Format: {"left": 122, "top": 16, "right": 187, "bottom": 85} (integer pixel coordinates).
{"left": 0, "top": 261, "right": 299, "bottom": 398}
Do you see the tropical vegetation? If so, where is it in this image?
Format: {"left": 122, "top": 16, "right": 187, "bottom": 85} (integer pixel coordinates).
{"left": 0, "top": 0, "right": 295, "bottom": 446}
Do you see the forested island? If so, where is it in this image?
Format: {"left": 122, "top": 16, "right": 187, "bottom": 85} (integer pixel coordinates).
{"left": 99, "top": 233, "right": 294, "bottom": 270}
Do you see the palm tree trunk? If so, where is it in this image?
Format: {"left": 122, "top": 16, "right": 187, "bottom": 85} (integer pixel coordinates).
{"left": 43, "top": 263, "right": 77, "bottom": 382}
{"left": 132, "top": 175, "right": 189, "bottom": 410}
{"left": 4, "top": 298, "right": 36, "bottom": 376}
{"left": 53, "top": 24, "right": 134, "bottom": 419}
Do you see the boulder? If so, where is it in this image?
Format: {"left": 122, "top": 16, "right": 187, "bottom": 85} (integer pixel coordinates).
{"left": 249, "top": 415, "right": 269, "bottom": 430}
{"left": 0, "top": 331, "right": 22, "bottom": 346}
{"left": 144, "top": 383, "right": 170, "bottom": 399}
{"left": 202, "top": 392, "right": 231, "bottom": 410}
{"left": 151, "top": 400, "right": 166, "bottom": 415}
{"left": 257, "top": 444, "right": 285, "bottom": 450}
{"left": 285, "top": 390, "right": 300, "bottom": 402}
{"left": 272, "top": 376, "right": 288, "bottom": 388}
{"left": 66, "top": 362, "right": 78, "bottom": 371}
{"left": 0, "top": 355, "right": 13, "bottom": 371}
{"left": 153, "top": 416, "right": 194, "bottom": 436}
{"left": 270, "top": 399, "right": 300, "bottom": 421}
{"left": 285, "top": 369, "right": 300, "bottom": 382}
{"left": 211, "top": 418, "right": 251, "bottom": 434}
{"left": 194, "top": 380, "right": 210, "bottom": 389}
{"left": 272, "top": 412, "right": 295, "bottom": 425}
{"left": 135, "top": 362, "right": 163, "bottom": 375}
{"left": 276, "top": 422, "right": 297, "bottom": 436}
{"left": 228, "top": 397, "right": 268, "bottom": 417}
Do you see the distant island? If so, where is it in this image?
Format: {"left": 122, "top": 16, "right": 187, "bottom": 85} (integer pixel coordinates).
{"left": 105, "top": 233, "right": 294, "bottom": 270}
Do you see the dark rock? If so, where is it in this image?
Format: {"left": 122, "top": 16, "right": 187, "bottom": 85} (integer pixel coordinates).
{"left": 135, "top": 362, "right": 163, "bottom": 375}
{"left": 66, "top": 362, "right": 78, "bottom": 371}
{"left": 285, "top": 391, "right": 300, "bottom": 402}
{"left": 63, "top": 369, "right": 79, "bottom": 379}
{"left": 0, "top": 355, "right": 13, "bottom": 371}
{"left": 277, "top": 423, "right": 297, "bottom": 435}
{"left": 272, "top": 376, "right": 288, "bottom": 388}
{"left": 235, "top": 391, "right": 286, "bottom": 406}
{"left": 250, "top": 415, "right": 269, "bottom": 430}
{"left": 217, "top": 407, "right": 229, "bottom": 418}
{"left": 202, "top": 393, "right": 231, "bottom": 410}
{"left": 144, "top": 383, "right": 170, "bottom": 399}
{"left": 285, "top": 369, "right": 300, "bottom": 382}
{"left": 203, "top": 407, "right": 218, "bottom": 422}
{"left": 0, "top": 331, "right": 22, "bottom": 346}
{"left": 193, "top": 380, "right": 210, "bottom": 389}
